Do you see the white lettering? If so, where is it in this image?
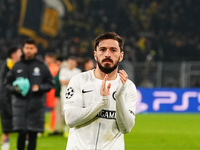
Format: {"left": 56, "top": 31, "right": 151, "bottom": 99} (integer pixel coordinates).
{"left": 105, "top": 112, "right": 108, "bottom": 118}
{"left": 109, "top": 112, "right": 115, "bottom": 118}
{"left": 198, "top": 93, "right": 200, "bottom": 111}
{"left": 136, "top": 90, "right": 148, "bottom": 114}
{"left": 173, "top": 92, "right": 198, "bottom": 111}
{"left": 153, "top": 91, "right": 177, "bottom": 111}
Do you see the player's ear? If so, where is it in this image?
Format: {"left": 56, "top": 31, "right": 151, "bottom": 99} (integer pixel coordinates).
{"left": 119, "top": 51, "right": 124, "bottom": 62}
{"left": 35, "top": 47, "right": 38, "bottom": 53}
{"left": 94, "top": 50, "right": 97, "bottom": 61}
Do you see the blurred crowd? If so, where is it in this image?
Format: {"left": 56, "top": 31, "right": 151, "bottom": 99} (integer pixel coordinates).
{"left": 0, "top": 39, "right": 96, "bottom": 150}
{"left": 1, "top": 0, "right": 200, "bottom": 62}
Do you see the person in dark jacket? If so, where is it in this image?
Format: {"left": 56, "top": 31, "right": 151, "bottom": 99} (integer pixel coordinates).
{"left": 0, "top": 46, "right": 22, "bottom": 150}
{"left": 5, "top": 39, "right": 55, "bottom": 150}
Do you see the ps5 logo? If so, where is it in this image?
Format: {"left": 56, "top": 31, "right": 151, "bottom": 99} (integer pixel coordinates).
{"left": 137, "top": 89, "right": 200, "bottom": 112}
{"left": 152, "top": 91, "right": 200, "bottom": 111}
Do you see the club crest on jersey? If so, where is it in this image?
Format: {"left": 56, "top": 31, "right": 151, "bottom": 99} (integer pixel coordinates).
{"left": 32, "top": 67, "right": 41, "bottom": 76}
{"left": 65, "top": 87, "right": 74, "bottom": 99}
{"left": 112, "top": 91, "right": 116, "bottom": 100}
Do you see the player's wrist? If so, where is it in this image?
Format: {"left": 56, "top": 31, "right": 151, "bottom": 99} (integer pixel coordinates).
{"left": 116, "top": 83, "right": 126, "bottom": 97}
{"left": 100, "top": 95, "right": 108, "bottom": 104}
{"left": 101, "top": 95, "right": 108, "bottom": 99}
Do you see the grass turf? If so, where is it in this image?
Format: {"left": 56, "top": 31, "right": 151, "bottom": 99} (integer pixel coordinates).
{"left": 125, "top": 114, "right": 200, "bottom": 150}
{"left": 1, "top": 114, "right": 200, "bottom": 150}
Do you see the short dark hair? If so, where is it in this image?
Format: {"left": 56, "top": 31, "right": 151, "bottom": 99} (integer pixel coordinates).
{"left": 68, "top": 56, "right": 77, "bottom": 61}
{"left": 45, "top": 52, "right": 56, "bottom": 58}
{"left": 94, "top": 32, "right": 124, "bottom": 52}
{"left": 56, "top": 56, "right": 64, "bottom": 62}
{"left": 83, "top": 57, "right": 93, "bottom": 65}
{"left": 24, "top": 38, "right": 36, "bottom": 46}
{"left": 7, "top": 47, "right": 20, "bottom": 58}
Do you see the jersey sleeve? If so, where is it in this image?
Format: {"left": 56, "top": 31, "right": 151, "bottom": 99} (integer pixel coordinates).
{"left": 115, "top": 80, "right": 137, "bottom": 134}
{"left": 63, "top": 74, "right": 83, "bottom": 110}
{"left": 63, "top": 74, "right": 108, "bottom": 128}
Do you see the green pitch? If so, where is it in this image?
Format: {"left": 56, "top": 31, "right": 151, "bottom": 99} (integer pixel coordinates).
{"left": 1, "top": 114, "right": 200, "bottom": 150}
{"left": 125, "top": 114, "right": 200, "bottom": 150}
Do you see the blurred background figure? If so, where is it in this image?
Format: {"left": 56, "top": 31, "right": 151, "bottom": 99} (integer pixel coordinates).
{"left": 44, "top": 52, "right": 59, "bottom": 135}
{"left": 52, "top": 56, "right": 64, "bottom": 135}
{"left": 59, "top": 56, "right": 81, "bottom": 138}
{"left": 5, "top": 39, "right": 55, "bottom": 150}
{"left": 0, "top": 46, "right": 22, "bottom": 150}
{"left": 82, "top": 58, "right": 95, "bottom": 71}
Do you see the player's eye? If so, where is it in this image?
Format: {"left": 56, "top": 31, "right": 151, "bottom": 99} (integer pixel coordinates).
{"left": 100, "top": 48, "right": 105, "bottom": 51}
{"left": 111, "top": 49, "right": 117, "bottom": 52}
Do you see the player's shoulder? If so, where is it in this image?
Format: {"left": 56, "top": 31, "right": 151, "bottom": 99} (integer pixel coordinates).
{"left": 12, "top": 60, "right": 24, "bottom": 70}
{"left": 74, "top": 67, "right": 82, "bottom": 72}
{"left": 126, "top": 79, "right": 136, "bottom": 88}
{"left": 35, "top": 57, "right": 45, "bottom": 64}
{"left": 71, "top": 70, "right": 93, "bottom": 81}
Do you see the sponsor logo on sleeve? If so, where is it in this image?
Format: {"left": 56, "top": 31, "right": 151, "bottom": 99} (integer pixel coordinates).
{"left": 129, "top": 110, "right": 135, "bottom": 116}
{"left": 65, "top": 101, "right": 74, "bottom": 104}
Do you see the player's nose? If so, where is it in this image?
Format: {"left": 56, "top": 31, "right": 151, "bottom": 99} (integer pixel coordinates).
{"left": 105, "top": 49, "right": 111, "bottom": 57}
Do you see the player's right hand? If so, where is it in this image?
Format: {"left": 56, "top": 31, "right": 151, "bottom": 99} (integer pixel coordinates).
{"left": 14, "top": 85, "right": 21, "bottom": 93}
{"left": 100, "top": 74, "right": 111, "bottom": 96}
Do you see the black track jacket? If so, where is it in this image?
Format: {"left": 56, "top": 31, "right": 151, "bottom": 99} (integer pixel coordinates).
{"left": 5, "top": 55, "right": 55, "bottom": 132}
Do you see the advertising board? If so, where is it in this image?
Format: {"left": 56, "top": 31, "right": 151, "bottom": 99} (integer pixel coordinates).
{"left": 136, "top": 88, "right": 200, "bottom": 113}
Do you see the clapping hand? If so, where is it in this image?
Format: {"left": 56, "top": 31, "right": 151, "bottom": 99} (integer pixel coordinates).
{"left": 119, "top": 70, "right": 128, "bottom": 85}
{"left": 116, "top": 70, "right": 128, "bottom": 97}
{"left": 100, "top": 74, "right": 111, "bottom": 96}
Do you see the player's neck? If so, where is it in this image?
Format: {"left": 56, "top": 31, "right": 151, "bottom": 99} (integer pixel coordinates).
{"left": 94, "top": 67, "right": 118, "bottom": 80}
{"left": 25, "top": 55, "right": 35, "bottom": 60}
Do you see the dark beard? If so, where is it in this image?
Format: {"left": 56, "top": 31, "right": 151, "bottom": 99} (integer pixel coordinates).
{"left": 97, "top": 59, "right": 119, "bottom": 74}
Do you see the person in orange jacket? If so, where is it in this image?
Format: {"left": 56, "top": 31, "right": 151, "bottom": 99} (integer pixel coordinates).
{"left": 44, "top": 52, "right": 59, "bottom": 133}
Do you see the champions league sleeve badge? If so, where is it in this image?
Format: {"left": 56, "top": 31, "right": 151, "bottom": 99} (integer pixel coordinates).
{"left": 65, "top": 87, "right": 74, "bottom": 99}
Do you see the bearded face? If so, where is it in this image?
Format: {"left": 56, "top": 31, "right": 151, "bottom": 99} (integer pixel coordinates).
{"left": 94, "top": 39, "right": 124, "bottom": 74}
{"left": 96, "top": 56, "right": 120, "bottom": 74}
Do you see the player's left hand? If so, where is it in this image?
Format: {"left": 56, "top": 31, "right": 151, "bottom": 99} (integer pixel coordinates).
{"left": 119, "top": 70, "right": 128, "bottom": 85}
{"left": 32, "top": 84, "right": 39, "bottom": 92}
